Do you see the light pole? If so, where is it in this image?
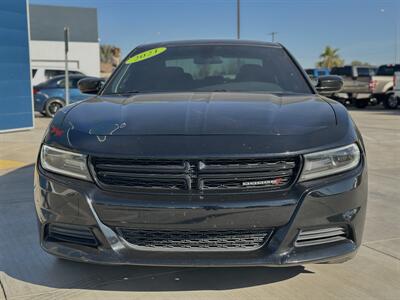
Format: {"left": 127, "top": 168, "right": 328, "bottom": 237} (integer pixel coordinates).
{"left": 269, "top": 32, "right": 278, "bottom": 43}
{"left": 64, "top": 27, "right": 69, "bottom": 106}
{"left": 237, "top": 0, "right": 240, "bottom": 39}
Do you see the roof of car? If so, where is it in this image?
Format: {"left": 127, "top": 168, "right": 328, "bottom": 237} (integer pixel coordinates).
{"left": 136, "top": 39, "right": 282, "bottom": 50}
{"left": 36, "top": 74, "right": 87, "bottom": 87}
{"left": 50, "top": 74, "right": 87, "bottom": 80}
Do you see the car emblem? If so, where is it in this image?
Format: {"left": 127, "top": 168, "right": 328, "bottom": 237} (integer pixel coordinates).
{"left": 242, "top": 178, "right": 283, "bottom": 187}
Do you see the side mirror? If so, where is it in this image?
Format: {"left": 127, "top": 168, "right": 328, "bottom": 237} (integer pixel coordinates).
{"left": 78, "top": 77, "right": 104, "bottom": 94}
{"left": 315, "top": 75, "right": 343, "bottom": 94}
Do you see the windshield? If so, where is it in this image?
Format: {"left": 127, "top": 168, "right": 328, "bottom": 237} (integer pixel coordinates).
{"left": 375, "top": 65, "right": 400, "bottom": 76}
{"left": 103, "top": 45, "right": 312, "bottom": 95}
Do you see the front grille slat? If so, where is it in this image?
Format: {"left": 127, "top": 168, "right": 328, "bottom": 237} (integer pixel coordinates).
{"left": 47, "top": 224, "right": 98, "bottom": 247}
{"left": 95, "top": 163, "right": 188, "bottom": 173}
{"left": 91, "top": 156, "right": 299, "bottom": 192}
{"left": 117, "top": 228, "right": 273, "bottom": 251}
{"left": 198, "top": 169, "right": 294, "bottom": 179}
{"left": 199, "top": 160, "right": 296, "bottom": 173}
{"left": 295, "top": 227, "right": 348, "bottom": 247}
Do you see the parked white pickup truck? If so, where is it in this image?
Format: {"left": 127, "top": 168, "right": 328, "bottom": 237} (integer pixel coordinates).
{"left": 370, "top": 64, "right": 399, "bottom": 109}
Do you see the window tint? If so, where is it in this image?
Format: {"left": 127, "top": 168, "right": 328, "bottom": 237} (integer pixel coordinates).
{"left": 70, "top": 71, "right": 85, "bottom": 76}
{"left": 317, "top": 71, "right": 326, "bottom": 76}
{"left": 45, "top": 70, "right": 84, "bottom": 80}
{"left": 357, "top": 67, "right": 370, "bottom": 77}
{"left": 375, "top": 65, "right": 400, "bottom": 76}
{"left": 104, "top": 45, "right": 312, "bottom": 95}
{"left": 45, "top": 69, "right": 65, "bottom": 79}
{"left": 331, "top": 66, "right": 352, "bottom": 76}
{"left": 57, "top": 77, "right": 84, "bottom": 88}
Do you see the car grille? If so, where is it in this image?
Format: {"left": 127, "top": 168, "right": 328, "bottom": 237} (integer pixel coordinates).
{"left": 90, "top": 156, "right": 300, "bottom": 192}
{"left": 117, "top": 228, "right": 273, "bottom": 251}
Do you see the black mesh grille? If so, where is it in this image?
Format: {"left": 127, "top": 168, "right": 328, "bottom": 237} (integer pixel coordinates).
{"left": 47, "top": 224, "right": 98, "bottom": 247}
{"left": 90, "top": 156, "right": 299, "bottom": 192}
{"left": 117, "top": 228, "right": 273, "bottom": 251}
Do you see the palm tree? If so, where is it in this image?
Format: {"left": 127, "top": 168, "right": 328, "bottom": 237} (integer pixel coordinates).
{"left": 100, "top": 44, "right": 114, "bottom": 64}
{"left": 316, "top": 46, "right": 344, "bottom": 68}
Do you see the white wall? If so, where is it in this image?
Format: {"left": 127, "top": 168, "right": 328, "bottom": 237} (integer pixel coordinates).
{"left": 30, "top": 40, "right": 100, "bottom": 77}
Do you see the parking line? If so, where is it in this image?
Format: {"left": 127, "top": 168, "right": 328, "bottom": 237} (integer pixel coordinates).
{"left": 0, "top": 160, "right": 27, "bottom": 170}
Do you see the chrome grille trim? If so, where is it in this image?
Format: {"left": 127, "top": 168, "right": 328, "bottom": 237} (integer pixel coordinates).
{"left": 295, "top": 227, "right": 348, "bottom": 247}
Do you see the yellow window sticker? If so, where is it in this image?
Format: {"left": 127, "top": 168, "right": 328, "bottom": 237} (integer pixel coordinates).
{"left": 126, "top": 47, "right": 167, "bottom": 64}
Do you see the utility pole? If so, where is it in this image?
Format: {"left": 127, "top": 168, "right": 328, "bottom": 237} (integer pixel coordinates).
{"left": 64, "top": 27, "right": 69, "bottom": 106}
{"left": 396, "top": 6, "right": 399, "bottom": 63}
{"left": 237, "top": 0, "right": 240, "bottom": 39}
{"left": 269, "top": 32, "right": 278, "bottom": 43}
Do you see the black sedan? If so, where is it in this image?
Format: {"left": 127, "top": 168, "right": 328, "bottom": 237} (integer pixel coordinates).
{"left": 34, "top": 40, "right": 367, "bottom": 266}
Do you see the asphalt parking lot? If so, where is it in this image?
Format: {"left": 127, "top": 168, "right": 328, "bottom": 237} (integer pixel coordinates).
{"left": 0, "top": 108, "right": 399, "bottom": 300}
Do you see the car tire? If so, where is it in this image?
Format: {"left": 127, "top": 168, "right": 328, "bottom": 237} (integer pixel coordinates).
{"left": 45, "top": 99, "right": 64, "bottom": 117}
{"left": 383, "top": 94, "right": 399, "bottom": 109}
{"left": 354, "top": 100, "right": 368, "bottom": 109}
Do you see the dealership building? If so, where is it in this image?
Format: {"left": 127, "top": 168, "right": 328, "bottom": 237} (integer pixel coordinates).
{"left": 0, "top": 1, "right": 99, "bottom": 132}
{"left": 29, "top": 4, "right": 100, "bottom": 80}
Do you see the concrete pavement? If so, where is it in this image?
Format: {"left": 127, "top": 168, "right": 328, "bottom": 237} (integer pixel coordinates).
{"left": 0, "top": 109, "right": 399, "bottom": 300}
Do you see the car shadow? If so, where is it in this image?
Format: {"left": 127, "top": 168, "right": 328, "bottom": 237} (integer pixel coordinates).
{"left": 0, "top": 164, "right": 311, "bottom": 293}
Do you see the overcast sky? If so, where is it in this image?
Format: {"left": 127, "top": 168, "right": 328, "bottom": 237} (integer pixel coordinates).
{"left": 30, "top": 0, "right": 400, "bottom": 68}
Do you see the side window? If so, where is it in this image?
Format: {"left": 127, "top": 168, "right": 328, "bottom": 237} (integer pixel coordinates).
{"left": 70, "top": 71, "right": 84, "bottom": 76}
{"left": 32, "top": 69, "right": 37, "bottom": 77}
{"left": 357, "top": 67, "right": 370, "bottom": 77}
{"left": 56, "top": 79, "right": 75, "bottom": 88}
{"left": 45, "top": 70, "right": 65, "bottom": 79}
{"left": 71, "top": 77, "right": 83, "bottom": 88}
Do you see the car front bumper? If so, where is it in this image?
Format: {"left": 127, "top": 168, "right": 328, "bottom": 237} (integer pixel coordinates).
{"left": 34, "top": 161, "right": 367, "bottom": 267}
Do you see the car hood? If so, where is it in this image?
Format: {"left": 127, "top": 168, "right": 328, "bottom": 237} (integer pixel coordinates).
{"left": 47, "top": 92, "right": 355, "bottom": 156}
{"left": 62, "top": 92, "right": 336, "bottom": 136}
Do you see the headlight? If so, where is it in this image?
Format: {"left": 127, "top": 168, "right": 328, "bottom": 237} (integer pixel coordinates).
{"left": 300, "top": 143, "right": 361, "bottom": 181}
{"left": 40, "top": 145, "right": 92, "bottom": 181}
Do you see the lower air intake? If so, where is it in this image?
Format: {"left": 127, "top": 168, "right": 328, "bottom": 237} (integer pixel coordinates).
{"left": 47, "top": 224, "right": 98, "bottom": 247}
{"left": 117, "top": 228, "right": 273, "bottom": 251}
{"left": 295, "top": 227, "right": 348, "bottom": 247}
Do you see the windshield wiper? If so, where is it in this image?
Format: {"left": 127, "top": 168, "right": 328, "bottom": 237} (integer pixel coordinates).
{"left": 119, "top": 90, "right": 142, "bottom": 95}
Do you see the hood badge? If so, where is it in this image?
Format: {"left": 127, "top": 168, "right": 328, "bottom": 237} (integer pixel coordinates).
{"left": 242, "top": 178, "right": 283, "bottom": 187}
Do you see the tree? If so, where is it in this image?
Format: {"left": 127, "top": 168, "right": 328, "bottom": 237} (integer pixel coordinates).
{"left": 316, "top": 46, "right": 344, "bottom": 68}
{"left": 100, "top": 44, "right": 117, "bottom": 64}
{"left": 351, "top": 60, "right": 372, "bottom": 67}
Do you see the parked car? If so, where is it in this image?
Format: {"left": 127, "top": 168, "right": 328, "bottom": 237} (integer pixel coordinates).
{"left": 33, "top": 75, "right": 100, "bottom": 117}
{"left": 330, "top": 65, "right": 376, "bottom": 108}
{"left": 369, "top": 64, "right": 400, "bottom": 109}
{"left": 305, "top": 68, "right": 330, "bottom": 79}
{"left": 32, "top": 67, "right": 85, "bottom": 85}
{"left": 35, "top": 40, "right": 367, "bottom": 267}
